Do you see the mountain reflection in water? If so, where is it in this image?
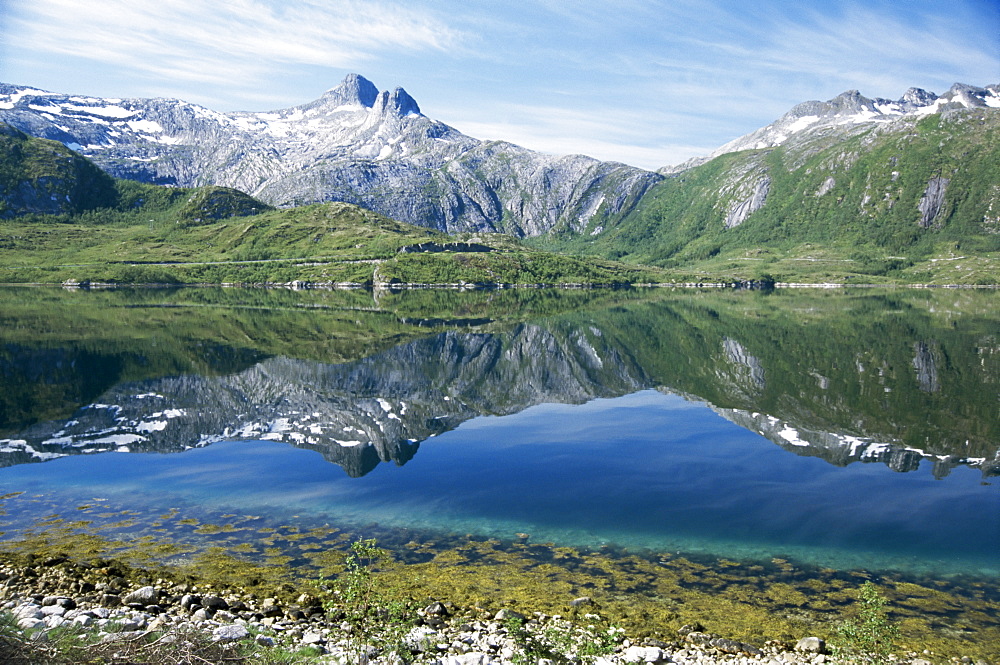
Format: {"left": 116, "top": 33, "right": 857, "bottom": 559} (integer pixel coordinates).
{"left": 1, "top": 286, "right": 997, "bottom": 480}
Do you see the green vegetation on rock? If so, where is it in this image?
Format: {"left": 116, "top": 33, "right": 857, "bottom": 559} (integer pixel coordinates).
{"left": 533, "top": 110, "right": 1000, "bottom": 284}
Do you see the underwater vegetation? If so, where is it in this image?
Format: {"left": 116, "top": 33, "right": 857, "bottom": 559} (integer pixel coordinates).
{"left": 1, "top": 492, "right": 997, "bottom": 661}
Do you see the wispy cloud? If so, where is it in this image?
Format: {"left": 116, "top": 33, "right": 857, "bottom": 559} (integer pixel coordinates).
{"left": 449, "top": 103, "right": 716, "bottom": 170}
{"left": 744, "top": 4, "right": 1000, "bottom": 95}
{"left": 5, "top": 0, "right": 464, "bottom": 102}
{"left": 2, "top": 0, "right": 997, "bottom": 167}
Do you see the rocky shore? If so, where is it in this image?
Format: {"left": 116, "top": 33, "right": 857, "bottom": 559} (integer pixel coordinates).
{"left": 1, "top": 555, "right": 977, "bottom": 665}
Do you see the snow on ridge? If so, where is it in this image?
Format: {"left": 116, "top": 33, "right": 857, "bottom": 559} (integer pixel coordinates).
{"left": 28, "top": 103, "right": 61, "bottom": 114}
{"left": 1, "top": 88, "right": 59, "bottom": 106}
{"left": 127, "top": 119, "right": 164, "bottom": 134}
{"left": 0, "top": 439, "right": 65, "bottom": 461}
{"left": 784, "top": 115, "right": 819, "bottom": 133}
{"left": 87, "top": 433, "right": 144, "bottom": 446}
{"left": 61, "top": 104, "right": 136, "bottom": 118}
{"left": 135, "top": 420, "right": 168, "bottom": 433}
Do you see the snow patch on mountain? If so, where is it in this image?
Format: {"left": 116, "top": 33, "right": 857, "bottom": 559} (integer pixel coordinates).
{"left": 663, "top": 83, "right": 1000, "bottom": 173}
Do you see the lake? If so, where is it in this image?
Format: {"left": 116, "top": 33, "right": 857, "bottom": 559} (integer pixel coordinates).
{"left": 1, "top": 286, "right": 998, "bottom": 651}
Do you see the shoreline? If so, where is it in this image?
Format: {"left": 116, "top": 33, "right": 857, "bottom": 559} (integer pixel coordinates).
{"left": 1, "top": 506, "right": 998, "bottom": 664}
{"left": 0, "top": 281, "right": 998, "bottom": 290}
{"left": 0, "top": 551, "right": 969, "bottom": 665}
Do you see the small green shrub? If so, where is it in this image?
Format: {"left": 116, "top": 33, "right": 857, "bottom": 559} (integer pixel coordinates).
{"left": 318, "top": 538, "right": 415, "bottom": 662}
{"left": 831, "top": 581, "right": 900, "bottom": 664}
{"left": 505, "top": 613, "right": 621, "bottom": 665}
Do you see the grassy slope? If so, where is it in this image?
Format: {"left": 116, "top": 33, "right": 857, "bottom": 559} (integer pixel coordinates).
{"left": 5, "top": 115, "right": 1000, "bottom": 285}
{"left": 0, "top": 124, "right": 118, "bottom": 216}
{"left": 0, "top": 124, "right": 667, "bottom": 286}
{"left": 533, "top": 110, "right": 1000, "bottom": 284}
{"left": 0, "top": 201, "right": 669, "bottom": 285}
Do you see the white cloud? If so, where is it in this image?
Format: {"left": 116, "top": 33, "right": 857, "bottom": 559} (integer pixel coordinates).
{"left": 692, "top": 3, "right": 1000, "bottom": 101}
{"left": 6, "top": 0, "right": 463, "bottom": 98}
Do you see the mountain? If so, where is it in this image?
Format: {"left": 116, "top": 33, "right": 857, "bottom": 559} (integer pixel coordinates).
{"left": 0, "top": 75, "right": 661, "bottom": 236}
{"left": 664, "top": 83, "right": 1000, "bottom": 172}
{"left": 0, "top": 324, "right": 647, "bottom": 478}
{"left": 537, "top": 83, "right": 1000, "bottom": 281}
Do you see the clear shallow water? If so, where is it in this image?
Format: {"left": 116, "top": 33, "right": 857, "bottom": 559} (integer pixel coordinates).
{"left": 1, "top": 286, "right": 998, "bottom": 584}
{"left": 3, "top": 389, "right": 997, "bottom": 577}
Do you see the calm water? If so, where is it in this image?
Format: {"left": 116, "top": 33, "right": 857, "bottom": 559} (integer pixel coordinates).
{"left": 1, "top": 286, "right": 998, "bottom": 579}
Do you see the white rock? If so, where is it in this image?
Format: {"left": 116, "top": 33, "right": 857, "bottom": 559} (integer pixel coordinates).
{"left": 795, "top": 636, "right": 826, "bottom": 654}
{"left": 302, "top": 630, "right": 326, "bottom": 645}
{"left": 122, "top": 585, "right": 159, "bottom": 605}
{"left": 44, "top": 615, "right": 66, "bottom": 628}
{"left": 405, "top": 626, "right": 438, "bottom": 652}
{"left": 438, "top": 653, "right": 495, "bottom": 665}
{"left": 13, "top": 604, "right": 42, "bottom": 620}
{"left": 623, "top": 645, "right": 665, "bottom": 663}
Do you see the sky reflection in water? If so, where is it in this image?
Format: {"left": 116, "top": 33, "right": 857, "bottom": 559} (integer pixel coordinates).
{"left": 3, "top": 389, "right": 997, "bottom": 577}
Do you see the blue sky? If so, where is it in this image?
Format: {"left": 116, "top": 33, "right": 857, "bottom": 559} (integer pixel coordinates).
{"left": 1, "top": 0, "right": 997, "bottom": 169}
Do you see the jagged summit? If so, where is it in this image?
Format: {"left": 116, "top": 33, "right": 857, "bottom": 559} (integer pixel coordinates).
{"left": 902, "top": 86, "right": 936, "bottom": 106}
{"left": 377, "top": 87, "right": 420, "bottom": 116}
{"left": 309, "top": 74, "right": 419, "bottom": 116}
{"left": 322, "top": 73, "right": 380, "bottom": 108}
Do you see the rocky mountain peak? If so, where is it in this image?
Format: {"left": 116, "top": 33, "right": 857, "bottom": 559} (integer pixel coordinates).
{"left": 0, "top": 75, "right": 657, "bottom": 235}
{"left": 828, "top": 89, "right": 875, "bottom": 114}
{"left": 374, "top": 87, "right": 421, "bottom": 117}
{"left": 322, "top": 73, "right": 380, "bottom": 108}
{"left": 902, "top": 87, "right": 936, "bottom": 106}
{"left": 669, "top": 81, "right": 999, "bottom": 171}
{"left": 942, "top": 82, "right": 992, "bottom": 107}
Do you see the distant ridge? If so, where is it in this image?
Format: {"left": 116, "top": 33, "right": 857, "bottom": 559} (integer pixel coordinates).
{"left": 663, "top": 83, "right": 1000, "bottom": 173}
{"left": 0, "top": 75, "right": 660, "bottom": 236}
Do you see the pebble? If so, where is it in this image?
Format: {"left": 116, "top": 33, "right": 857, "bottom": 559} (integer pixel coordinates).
{"left": 0, "top": 559, "right": 969, "bottom": 665}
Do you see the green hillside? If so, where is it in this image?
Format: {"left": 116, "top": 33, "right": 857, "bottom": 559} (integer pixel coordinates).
{"left": 535, "top": 109, "right": 1000, "bottom": 284}
{"left": 0, "top": 125, "right": 667, "bottom": 287}
{"left": 1, "top": 123, "right": 270, "bottom": 223}
{"left": 0, "top": 124, "right": 118, "bottom": 217}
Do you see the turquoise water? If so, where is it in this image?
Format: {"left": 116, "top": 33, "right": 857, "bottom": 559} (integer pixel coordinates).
{"left": 3, "top": 390, "right": 997, "bottom": 577}
{"left": 1, "top": 287, "right": 998, "bottom": 580}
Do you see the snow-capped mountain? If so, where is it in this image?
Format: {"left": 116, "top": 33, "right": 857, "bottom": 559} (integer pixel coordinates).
{"left": 663, "top": 83, "right": 1000, "bottom": 173}
{"left": 0, "top": 74, "right": 660, "bottom": 236}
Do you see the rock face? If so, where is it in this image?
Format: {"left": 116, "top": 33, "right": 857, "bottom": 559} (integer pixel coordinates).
{"left": 0, "top": 75, "right": 661, "bottom": 236}
{"left": 723, "top": 176, "right": 770, "bottom": 229}
{"left": 917, "top": 176, "right": 950, "bottom": 227}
